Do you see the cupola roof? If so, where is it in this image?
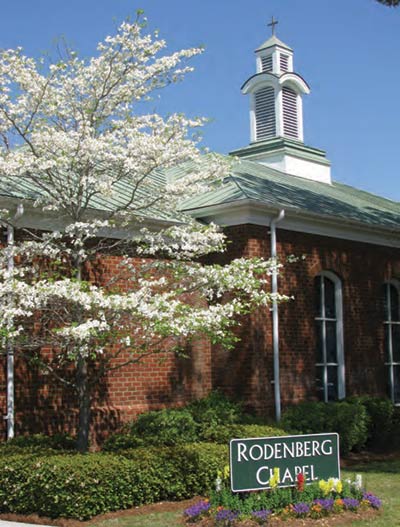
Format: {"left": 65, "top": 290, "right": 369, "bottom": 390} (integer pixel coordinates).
{"left": 256, "top": 35, "right": 293, "bottom": 53}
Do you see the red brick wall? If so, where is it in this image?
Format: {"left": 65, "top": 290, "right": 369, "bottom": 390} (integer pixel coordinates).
{"left": 1, "top": 225, "right": 399, "bottom": 442}
{"left": 211, "top": 224, "right": 400, "bottom": 416}
{"left": 0, "top": 255, "right": 212, "bottom": 444}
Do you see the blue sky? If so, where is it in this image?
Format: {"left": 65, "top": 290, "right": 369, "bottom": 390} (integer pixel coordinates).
{"left": 0, "top": 0, "right": 399, "bottom": 200}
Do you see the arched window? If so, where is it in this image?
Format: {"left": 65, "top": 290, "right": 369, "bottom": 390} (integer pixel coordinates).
{"left": 314, "top": 272, "right": 345, "bottom": 402}
{"left": 255, "top": 86, "right": 276, "bottom": 140}
{"left": 383, "top": 281, "right": 400, "bottom": 404}
{"left": 282, "top": 86, "right": 299, "bottom": 140}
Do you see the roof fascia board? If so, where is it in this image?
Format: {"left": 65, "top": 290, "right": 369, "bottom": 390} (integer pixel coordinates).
{"left": 186, "top": 199, "right": 400, "bottom": 249}
{"left": 0, "top": 196, "right": 181, "bottom": 239}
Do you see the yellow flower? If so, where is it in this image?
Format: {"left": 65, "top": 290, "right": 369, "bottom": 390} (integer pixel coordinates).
{"left": 269, "top": 467, "right": 280, "bottom": 489}
{"left": 223, "top": 465, "right": 230, "bottom": 480}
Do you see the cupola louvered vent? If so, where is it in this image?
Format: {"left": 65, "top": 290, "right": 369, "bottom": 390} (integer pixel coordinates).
{"left": 280, "top": 54, "right": 289, "bottom": 72}
{"left": 255, "top": 86, "right": 276, "bottom": 140}
{"left": 282, "top": 86, "right": 298, "bottom": 139}
{"left": 261, "top": 55, "right": 273, "bottom": 72}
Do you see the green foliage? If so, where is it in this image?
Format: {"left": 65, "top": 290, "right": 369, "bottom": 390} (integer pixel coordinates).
{"left": 376, "top": 0, "right": 400, "bottom": 6}
{"left": 210, "top": 480, "right": 363, "bottom": 516}
{"left": 5, "top": 433, "right": 76, "bottom": 450}
{"left": 102, "top": 433, "right": 144, "bottom": 452}
{"left": 185, "top": 390, "right": 244, "bottom": 427}
{"left": 0, "top": 443, "right": 228, "bottom": 520}
{"left": 104, "top": 391, "right": 250, "bottom": 451}
{"left": 281, "top": 401, "right": 368, "bottom": 455}
{"left": 347, "top": 396, "right": 394, "bottom": 449}
{"left": 131, "top": 408, "right": 198, "bottom": 446}
{"left": 199, "top": 423, "right": 287, "bottom": 443}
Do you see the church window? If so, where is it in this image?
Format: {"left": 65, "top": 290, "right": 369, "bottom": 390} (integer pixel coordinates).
{"left": 282, "top": 86, "right": 299, "bottom": 140}
{"left": 280, "top": 53, "right": 289, "bottom": 72}
{"left": 314, "top": 272, "right": 345, "bottom": 402}
{"left": 255, "top": 86, "right": 276, "bottom": 140}
{"left": 383, "top": 282, "right": 400, "bottom": 404}
{"left": 261, "top": 55, "right": 273, "bottom": 72}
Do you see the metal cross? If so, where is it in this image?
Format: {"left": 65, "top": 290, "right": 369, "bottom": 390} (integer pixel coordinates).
{"left": 268, "top": 16, "right": 278, "bottom": 36}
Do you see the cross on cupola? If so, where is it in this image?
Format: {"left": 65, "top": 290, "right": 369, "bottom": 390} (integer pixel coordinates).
{"left": 241, "top": 21, "right": 309, "bottom": 143}
{"left": 267, "top": 16, "right": 278, "bottom": 36}
{"left": 230, "top": 23, "right": 332, "bottom": 184}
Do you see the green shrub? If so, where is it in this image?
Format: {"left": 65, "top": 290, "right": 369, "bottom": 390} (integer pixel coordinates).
{"left": 199, "top": 423, "right": 287, "bottom": 443}
{"left": 102, "top": 433, "right": 144, "bottom": 452}
{"left": 5, "top": 433, "right": 76, "bottom": 450}
{"left": 186, "top": 390, "right": 244, "bottom": 427}
{"left": 130, "top": 408, "right": 198, "bottom": 446}
{"left": 104, "top": 391, "right": 247, "bottom": 450}
{"left": 391, "top": 406, "right": 400, "bottom": 446}
{"left": 327, "top": 401, "right": 368, "bottom": 454}
{"left": 281, "top": 401, "right": 368, "bottom": 455}
{"left": 347, "top": 396, "right": 394, "bottom": 449}
{"left": 0, "top": 443, "right": 228, "bottom": 520}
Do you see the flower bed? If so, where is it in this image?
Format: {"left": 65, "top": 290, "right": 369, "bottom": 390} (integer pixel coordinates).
{"left": 183, "top": 470, "right": 382, "bottom": 526}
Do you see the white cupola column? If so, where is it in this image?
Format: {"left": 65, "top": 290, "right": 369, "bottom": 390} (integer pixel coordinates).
{"left": 234, "top": 19, "right": 332, "bottom": 184}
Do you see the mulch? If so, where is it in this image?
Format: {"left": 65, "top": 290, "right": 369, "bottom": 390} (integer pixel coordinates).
{"left": 0, "top": 502, "right": 381, "bottom": 527}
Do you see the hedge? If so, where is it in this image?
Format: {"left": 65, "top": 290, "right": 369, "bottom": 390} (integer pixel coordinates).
{"left": 281, "top": 400, "right": 369, "bottom": 455}
{"left": 0, "top": 443, "right": 228, "bottom": 520}
{"left": 103, "top": 423, "right": 287, "bottom": 451}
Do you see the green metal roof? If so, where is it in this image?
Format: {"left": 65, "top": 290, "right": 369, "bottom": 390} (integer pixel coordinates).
{"left": 1, "top": 156, "right": 399, "bottom": 234}
{"left": 181, "top": 158, "right": 400, "bottom": 232}
{"left": 0, "top": 169, "right": 182, "bottom": 224}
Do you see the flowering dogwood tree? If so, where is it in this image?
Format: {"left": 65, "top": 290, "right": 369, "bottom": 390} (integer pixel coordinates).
{"left": 0, "top": 14, "right": 286, "bottom": 451}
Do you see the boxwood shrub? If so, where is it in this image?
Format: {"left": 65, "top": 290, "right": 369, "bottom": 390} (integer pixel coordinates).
{"left": 198, "top": 423, "right": 287, "bottom": 443}
{"left": 347, "top": 396, "right": 394, "bottom": 449}
{"left": 281, "top": 400, "right": 368, "bottom": 455}
{"left": 0, "top": 443, "right": 228, "bottom": 520}
{"left": 103, "top": 392, "right": 286, "bottom": 451}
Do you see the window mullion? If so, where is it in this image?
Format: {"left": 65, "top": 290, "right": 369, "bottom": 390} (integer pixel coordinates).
{"left": 387, "top": 284, "right": 395, "bottom": 403}
{"left": 321, "top": 277, "right": 328, "bottom": 403}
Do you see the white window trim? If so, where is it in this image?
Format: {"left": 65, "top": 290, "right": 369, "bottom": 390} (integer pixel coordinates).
{"left": 383, "top": 280, "right": 400, "bottom": 405}
{"left": 315, "top": 271, "right": 345, "bottom": 402}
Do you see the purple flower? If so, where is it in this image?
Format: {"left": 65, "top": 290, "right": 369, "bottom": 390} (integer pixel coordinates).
{"left": 363, "top": 492, "right": 382, "bottom": 509}
{"left": 292, "top": 502, "right": 310, "bottom": 516}
{"left": 343, "top": 498, "right": 360, "bottom": 510}
{"left": 215, "top": 508, "right": 239, "bottom": 523}
{"left": 184, "top": 500, "right": 211, "bottom": 520}
{"left": 313, "top": 498, "right": 334, "bottom": 511}
{"left": 251, "top": 509, "right": 271, "bottom": 521}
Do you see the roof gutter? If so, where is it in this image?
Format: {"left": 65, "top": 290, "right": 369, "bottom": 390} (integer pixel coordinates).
{"left": 270, "top": 209, "right": 285, "bottom": 423}
{"left": 4, "top": 203, "right": 24, "bottom": 440}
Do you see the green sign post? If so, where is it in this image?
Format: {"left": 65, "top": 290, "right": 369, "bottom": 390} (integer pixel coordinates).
{"left": 230, "top": 433, "right": 340, "bottom": 492}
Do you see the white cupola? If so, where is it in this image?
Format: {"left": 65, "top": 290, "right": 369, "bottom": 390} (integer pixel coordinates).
{"left": 231, "top": 19, "right": 332, "bottom": 184}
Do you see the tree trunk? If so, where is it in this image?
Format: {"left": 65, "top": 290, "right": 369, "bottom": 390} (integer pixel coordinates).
{"left": 76, "top": 355, "right": 91, "bottom": 452}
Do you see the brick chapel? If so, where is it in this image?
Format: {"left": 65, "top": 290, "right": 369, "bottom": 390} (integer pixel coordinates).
{"left": 1, "top": 28, "right": 399, "bottom": 441}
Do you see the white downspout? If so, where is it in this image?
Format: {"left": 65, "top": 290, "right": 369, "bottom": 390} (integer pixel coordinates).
{"left": 270, "top": 209, "right": 285, "bottom": 422}
{"left": 4, "top": 203, "right": 24, "bottom": 440}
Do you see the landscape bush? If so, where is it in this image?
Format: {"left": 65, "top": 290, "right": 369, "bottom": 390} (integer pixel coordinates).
{"left": 281, "top": 400, "right": 369, "bottom": 455}
{"left": 199, "top": 423, "right": 287, "bottom": 443}
{"left": 0, "top": 443, "right": 228, "bottom": 520}
{"left": 103, "top": 391, "right": 248, "bottom": 451}
{"left": 5, "top": 433, "right": 76, "bottom": 450}
{"left": 347, "top": 396, "right": 394, "bottom": 449}
{"left": 185, "top": 390, "right": 244, "bottom": 427}
{"left": 130, "top": 408, "right": 198, "bottom": 446}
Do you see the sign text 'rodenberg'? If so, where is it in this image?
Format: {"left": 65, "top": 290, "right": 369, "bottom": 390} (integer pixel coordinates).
{"left": 230, "top": 433, "right": 340, "bottom": 492}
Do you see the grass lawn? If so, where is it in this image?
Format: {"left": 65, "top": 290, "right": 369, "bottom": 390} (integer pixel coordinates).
{"left": 341, "top": 459, "right": 400, "bottom": 526}
{"left": 91, "top": 459, "right": 400, "bottom": 527}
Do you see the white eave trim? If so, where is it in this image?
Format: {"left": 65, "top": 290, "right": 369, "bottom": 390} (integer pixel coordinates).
{"left": 0, "top": 195, "right": 182, "bottom": 239}
{"left": 184, "top": 199, "right": 400, "bottom": 249}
